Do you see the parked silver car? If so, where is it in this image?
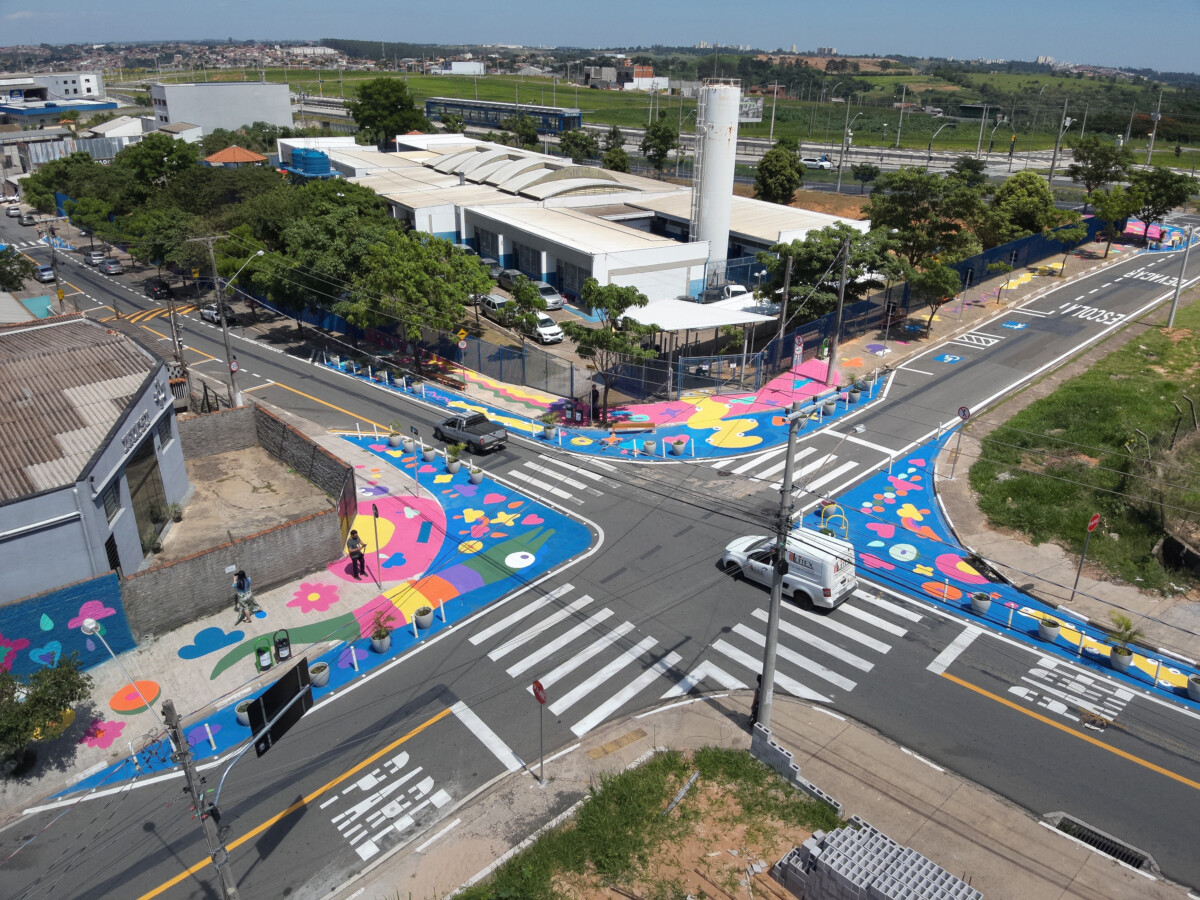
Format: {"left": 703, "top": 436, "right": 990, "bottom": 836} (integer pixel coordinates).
{"left": 99, "top": 258, "right": 123, "bottom": 274}
{"left": 85, "top": 249, "right": 106, "bottom": 266}
{"left": 34, "top": 265, "right": 56, "bottom": 283}
{"left": 533, "top": 280, "right": 565, "bottom": 310}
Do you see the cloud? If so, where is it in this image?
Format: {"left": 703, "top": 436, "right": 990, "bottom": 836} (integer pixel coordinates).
{"left": 4, "top": 11, "right": 38, "bottom": 20}
{"left": 178, "top": 627, "right": 244, "bottom": 660}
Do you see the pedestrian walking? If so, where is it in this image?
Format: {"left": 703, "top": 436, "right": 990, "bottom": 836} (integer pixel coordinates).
{"left": 346, "top": 529, "right": 367, "bottom": 579}
{"left": 232, "top": 570, "right": 255, "bottom": 625}
{"left": 749, "top": 674, "right": 762, "bottom": 727}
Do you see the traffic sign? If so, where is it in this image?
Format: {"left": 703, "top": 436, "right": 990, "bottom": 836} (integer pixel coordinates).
{"left": 958, "top": 406, "right": 971, "bottom": 421}
{"left": 1088, "top": 513, "right": 1101, "bottom": 533}
{"left": 532, "top": 679, "right": 546, "bottom": 705}
{"left": 229, "top": 359, "right": 239, "bottom": 373}
{"left": 458, "top": 339, "right": 467, "bottom": 350}
{"left": 457, "top": 328, "right": 468, "bottom": 340}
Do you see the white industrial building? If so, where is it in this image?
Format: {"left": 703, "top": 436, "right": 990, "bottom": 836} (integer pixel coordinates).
{"left": 150, "top": 82, "right": 292, "bottom": 135}
{"left": 276, "top": 80, "right": 867, "bottom": 308}
{"left": 448, "top": 61, "right": 486, "bottom": 76}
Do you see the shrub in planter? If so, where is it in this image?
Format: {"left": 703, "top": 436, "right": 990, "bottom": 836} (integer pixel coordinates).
{"left": 168, "top": 502, "right": 183, "bottom": 523}
{"left": 421, "top": 445, "right": 436, "bottom": 462}
{"left": 969, "top": 591, "right": 991, "bottom": 616}
{"left": 446, "top": 442, "right": 466, "bottom": 473}
{"left": 670, "top": 439, "right": 686, "bottom": 456}
{"left": 414, "top": 606, "right": 434, "bottom": 629}
{"left": 1038, "top": 616, "right": 1061, "bottom": 642}
{"left": 388, "top": 420, "right": 406, "bottom": 447}
{"left": 538, "top": 411, "right": 557, "bottom": 439}
{"left": 1107, "top": 612, "right": 1142, "bottom": 673}
{"left": 309, "top": 661, "right": 330, "bottom": 687}
{"left": 469, "top": 466, "right": 483, "bottom": 484}
{"left": 369, "top": 609, "right": 394, "bottom": 653}
{"left": 235, "top": 700, "right": 253, "bottom": 727}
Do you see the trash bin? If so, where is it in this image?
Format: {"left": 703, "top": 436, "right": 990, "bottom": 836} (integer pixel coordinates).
{"left": 254, "top": 637, "right": 274, "bottom": 673}
{"left": 273, "top": 629, "right": 292, "bottom": 663}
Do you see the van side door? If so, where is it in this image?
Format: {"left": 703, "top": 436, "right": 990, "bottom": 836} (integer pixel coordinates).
{"left": 743, "top": 546, "right": 777, "bottom": 589}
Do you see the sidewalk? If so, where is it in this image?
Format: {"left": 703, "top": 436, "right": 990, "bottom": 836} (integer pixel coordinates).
{"left": 327, "top": 694, "right": 1188, "bottom": 900}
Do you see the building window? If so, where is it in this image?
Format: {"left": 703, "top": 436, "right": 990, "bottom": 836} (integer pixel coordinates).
{"left": 157, "top": 414, "right": 173, "bottom": 447}
{"left": 475, "top": 228, "right": 498, "bottom": 258}
{"left": 556, "top": 259, "right": 590, "bottom": 299}
{"left": 104, "top": 535, "right": 120, "bottom": 572}
{"left": 512, "top": 241, "right": 540, "bottom": 278}
{"left": 102, "top": 480, "right": 121, "bottom": 522}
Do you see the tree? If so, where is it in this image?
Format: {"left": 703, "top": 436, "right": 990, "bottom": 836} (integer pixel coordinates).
{"left": 1130, "top": 167, "right": 1199, "bottom": 243}
{"left": 640, "top": 113, "right": 679, "bottom": 178}
{"left": 111, "top": 133, "right": 200, "bottom": 200}
{"left": 602, "top": 124, "right": 625, "bottom": 153}
{"left": 909, "top": 264, "right": 963, "bottom": 330}
{"left": 559, "top": 279, "right": 657, "bottom": 425}
{"left": 505, "top": 275, "right": 547, "bottom": 350}
{"left": 347, "top": 78, "right": 432, "bottom": 148}
{"left": 116, "top": 207, "right": 200, "bottom": 277}
{"left": 866, "top": 167, "right": 983, "bottom": 267}
{"left": 500, "top": 114, "right": 539, "bottom": 149}
{"left": 1065, "top": 135, "right": 1135, "bottom": 203}
{"left": 1091, "top": 185, "right": 1144, "bottom": 257}
{"left": 441, "top": 113, "right": 465, "bottom": 134}
{"left": 948, "top": 155, "right": 989, "bottom": 189}
{"left": 63, "top": 197, "right": 113, "bottom": 250}
{"left": 754, "top": 146, "right": 803, "bottom": 204}
{"left": 989, "top": 170, "right": 1061, "bottom": 235}
{"left": 559, "top": 129, "right": 599, "bottom": 163}
{"left": 0, "top": 246, "right": 37, "bottom": 292}
{"left": 850, "top": 162, "right": 880, "bottom": 195}
{"left": 602, "top": 146, "right": 630, "bottom": 173}
{"left": 0, "top": 654, "right": 92, "bottom": 768}
{"left": 1046, "top": 212, "right": 1090, "bottom": 277}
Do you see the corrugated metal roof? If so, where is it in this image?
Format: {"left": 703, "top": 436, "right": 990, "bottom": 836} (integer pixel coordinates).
{"left": 0, "top": 317, "right": 157, "bottom": 502}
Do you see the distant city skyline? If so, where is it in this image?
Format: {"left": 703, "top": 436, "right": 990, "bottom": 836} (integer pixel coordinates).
{"left": 2, "top": 0, "right": 1195, "bottom": 75}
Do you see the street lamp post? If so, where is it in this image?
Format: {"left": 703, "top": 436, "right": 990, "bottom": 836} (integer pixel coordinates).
{"left": 880, "top": 124, "right": 888, "bottom": 165}
{"left": 1024, "top": 84, "right": 1049, "bottom": 170}
{"left": 927, "top": 122, "right": 956, "bottom": 166}
{"left": 80, "top": 618, "right": 167, "bottom": 734}
{"left": 986, "top": 116, "right": 1008, "bottom": 158}
{"left": 835, "top": 108, "right": 860, "bottom": 194}
{"left": 1046, "top": 99, "right": 1073, "bottom": 187}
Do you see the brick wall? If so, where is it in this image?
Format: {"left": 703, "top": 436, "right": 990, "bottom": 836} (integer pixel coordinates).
{"left": 254, "top": 405, "right": 351, "bottom": 499}
{"left": 122, "top": 509, "right": 342, "bottom": 640}
{"left": 177, "top": 405, "right": 258, "bottom": 460}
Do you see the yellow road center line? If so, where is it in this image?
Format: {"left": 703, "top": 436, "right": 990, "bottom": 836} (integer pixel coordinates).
{"left": 940, "top": 672, "right": 1200, "bottom": 792}
{"left": 268, "top": 380, "right": 389, "bottom": 430}
{"left": 136, "top": 707, "right": 453, "bottom": 899}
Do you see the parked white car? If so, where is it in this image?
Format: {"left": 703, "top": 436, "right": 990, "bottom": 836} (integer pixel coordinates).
{"left": 801, "top": 157, "right": 833, "bottom": 170}
{"left": 527, "top": 313, "right": 564, "bottom": 344}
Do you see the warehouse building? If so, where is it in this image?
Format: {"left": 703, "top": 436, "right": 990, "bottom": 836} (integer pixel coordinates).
{"left": 150, "top": 81, "right": 292, "bottom": 135}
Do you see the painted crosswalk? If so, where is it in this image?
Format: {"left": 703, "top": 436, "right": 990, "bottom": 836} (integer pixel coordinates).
{"left": 497, "top": 455, "right": 608, "bottom": 505}
{"left": 469, "top": 581, "right": 920, "bottom": 739}
{"left": 710, "top": 443, "right": 864, "bottom": 500}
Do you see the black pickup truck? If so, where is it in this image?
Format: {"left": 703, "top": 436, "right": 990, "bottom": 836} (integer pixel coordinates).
{"left": 433, "top": 413, "right": 508, "bottom": 453}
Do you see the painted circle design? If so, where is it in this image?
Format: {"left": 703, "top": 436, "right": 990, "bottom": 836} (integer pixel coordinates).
{"left": 888, "top": 544, "right": 918, "bottom": 562}
{"left": 109, "top": 680, "right": 162, "bottom": 715}
{"left": 505, "top": 551, "right": 535, "bottom": 569}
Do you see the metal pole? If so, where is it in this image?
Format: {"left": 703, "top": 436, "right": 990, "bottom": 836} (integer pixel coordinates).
{"left": 1069, "top": 529, "right": 1093, "bottom": 605}
{"left": 769, "top": 82, "right": 778, "bottom": 143}
{"left": 164, "top": 699, "right": 241, "bottom": 900}
{"left": 757, "top": 401, "right": 801, "bottom": 731}
{"left": 824, "top": 238, "right": 851, "bottom": 386}
{"left": 1167, "top": 226, "right": 1194, "bottom": 329}
{"left": 775, "top": 255, "right": 794, "bottom": 346}
{"left": 895, "top": 85, "right": 905, "bottom": 148}
{"left": 835, "top": 97, "right": 851, "bottom": 193}
{"left": 1146, "top": 89, "right": 1162, "bottom": 166}
{"left": 949, "top": 427, "right": 965, "bottom": 480}
{"left": 1047, "top": 98, "right": 1069, "bottom": 187}
{"left": 538, "top": 702, "right": 544, "bottom": 784}
{"left": 975, "top": 104, "right": 987, "bottom": 157}
{"left": 372, "top": 503, "right": 382, "bottom": 589}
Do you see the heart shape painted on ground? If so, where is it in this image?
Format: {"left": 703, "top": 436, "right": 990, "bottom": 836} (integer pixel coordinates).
{"left": 521, "top": 514, "right": 544, "bottom": 525}
{"left": 484, "top": 493, "right": 506, "bottom": 504}
{"left": 865, "top": 522, "right": 895, "bottom": 538}
{"left": 418, "top": 464, "right": 436, "bottom": 473}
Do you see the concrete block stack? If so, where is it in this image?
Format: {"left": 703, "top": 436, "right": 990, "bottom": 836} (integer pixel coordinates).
{"left": 771, "top": 817, "right": 983, "bottom": 900}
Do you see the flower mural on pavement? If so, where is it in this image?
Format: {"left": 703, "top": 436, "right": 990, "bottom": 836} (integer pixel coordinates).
{"left": 80, "top": 719, "right": 126, "bottom": 750}
{"left": 288, "top": 582, "right": 341, "bottom": 614}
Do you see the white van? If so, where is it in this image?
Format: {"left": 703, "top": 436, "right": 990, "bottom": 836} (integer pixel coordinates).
{"left": 719, "top": 528, "right": 857, "bottom": 608}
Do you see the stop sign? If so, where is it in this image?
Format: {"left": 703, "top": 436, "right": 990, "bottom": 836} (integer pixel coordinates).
{"left": 532, "top": 680, "right": 546, "bottom": 705}
{"left": 1087, "top": 513, "right": 1101, "bottom": 533}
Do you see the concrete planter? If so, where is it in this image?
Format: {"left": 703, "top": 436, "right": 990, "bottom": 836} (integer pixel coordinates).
{"left": 969, "top": 592, "right": 991, "bottom": 617}
{"left": 1109, "top": 648, "right": 1134, "bottom": 673}
{"left": 414, "top": 606, "right": 434, "bottom": 630}
{"left": 642, "top": 440, "right": 656, "bottom": 456}
{"left": 309, "top": 661, "right": 330, "bottom": 687}
{"left": 1188, "top": 674, "right": 1200, "bottom": 702}
{"left": 848, "top": 389, "right": 862, "bottom": 405}
{"left": 235, "top": 700, "right": 252, "bottom": 727}
{"left": 447, "top": 458, "right": 462, "bottom": 474}
{"left": 421, "top": 447, "right": 436, "bottom": 462}
{"left": 1038, "top": 618, "right": 1061, "bottom": 643}
{"left": 822, "top": 399, "right": 837, "bottom": 416}
{"left": 370, "top": 633, "right": 391, "bottom": 654}
{"left": 469, "top": 468, "right": 483, "bottom": 484}
{"left": 387, "top": 433, "right": 403, "bottom": 447}
{"left": 670, "top": 441, "right": 686, "bottom": 456}
{"left": 542, "top": 425, "right": 555, "bottom": 440}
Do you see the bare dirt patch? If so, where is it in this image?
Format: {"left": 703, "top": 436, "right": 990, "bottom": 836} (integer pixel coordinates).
{"left": 732, "top": 184, "right": 868, "bottom": 220}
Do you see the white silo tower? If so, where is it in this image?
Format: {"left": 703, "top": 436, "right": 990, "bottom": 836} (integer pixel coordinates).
{"left": 689, "top": 79, "right": 741, "bottom": 276}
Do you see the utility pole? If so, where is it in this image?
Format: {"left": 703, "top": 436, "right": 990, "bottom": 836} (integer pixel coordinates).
{"left": 824, "top": 237, "right": 851, "bottom": 386}
{"left": 775, "top": 256, "right": 794, "bottom": 347}
{"left": 164, "top": 699, "right": 241, "bottom": 899}
{"left": 834, "top": 96, "right": 852, "bottom": 194}
{"left": 1146, "top": 89, "right": 1163, "bottom": 166}
{"left": 895, "top": 84, "right": 905, "bottom": 148}
{"left": 769, "top": 82, "right": 779, "bottom": 143}
{"left": 975, "top": 104, "right": 988, "bottom": 157}
{"left": 757, "top": 400, "right": 802, "bottom": 730}
{"left": 188, "top": 235, "right": 240, "bottom": 406}
{"left": 1047, "top": 98, "right": 1070, "bottom": 187}
{"left": 1168, "top": 226, "right": 1194, "bottom": 329}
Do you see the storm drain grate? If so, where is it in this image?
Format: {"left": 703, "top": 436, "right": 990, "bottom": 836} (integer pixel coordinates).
{"left": 1054, "top": 816, "right": 1151, "bottom": 870}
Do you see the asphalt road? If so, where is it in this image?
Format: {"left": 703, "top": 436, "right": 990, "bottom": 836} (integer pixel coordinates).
{"left": 4, "top": 220, "right": 1200, "bottom": 897}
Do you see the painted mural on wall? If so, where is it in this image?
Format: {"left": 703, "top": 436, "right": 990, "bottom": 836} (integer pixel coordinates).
{"left": 0, "top": 572, "right": 136, "bottom": 678}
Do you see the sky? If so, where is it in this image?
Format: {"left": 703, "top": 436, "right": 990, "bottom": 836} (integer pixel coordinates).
{"left": 3, "top": 0, "right": 1196, "bottom": 74}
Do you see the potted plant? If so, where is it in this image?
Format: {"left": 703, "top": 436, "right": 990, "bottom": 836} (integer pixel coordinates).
{"left": 140, "top": 526, "right": 157, "bottom": 554}
{"left": 387, "top": 419, "right": 405, "bottom": 448}
{"left": 642, "top": 438, "right": 657, "bottom": 456}
{"left": 148, "top": 503, "right": 164, "bottom": 524}
{"left": 168, "top": 502, "right": 183, "bottom": 523}
{"left": 538, "top": 411, "right": 557, "bottom": 439}
{"left": 421, "top": 442, "right": 437, "bottom": 462}
{"left": 1188, "top": 674, "right": 1200, "bottom": 702}
{"left": 446, "top": 442, "right": 466, "bottom": 474}
{"left": 847, "top": 378, "right": 864, "bottom": 404}
{"left": 670, "top": 438, "right": 686, "bottom": 456}
{"left": 309, "top": 661, "right": 330, "bottom": 687}
{"left": 1038, "top": 615, "right": 1061, "bottom": 643}
{"left": 469, "top": 465, "right": 484, "bottom": 485}
{"left": 235, "top": 699, "right": 253, "bottom": 727}
{"left": 414, "top": 605, "right": 435, "bottom": 629}
{"left": 969, "top": 591, "right": 991, "bottom": 616}
{"left": 369, "top": 609, "right": 394, "bottom": 653}
{"left": 1107, "top": 612, "right": 1142, "bottom": 674}
{"left": 822, "top": 396, "right": 837, "bottom": 416}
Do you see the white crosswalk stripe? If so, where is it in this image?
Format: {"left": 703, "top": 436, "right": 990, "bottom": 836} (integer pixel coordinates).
{"left": 499, "top": 456, "right": 608, "bottom": 504}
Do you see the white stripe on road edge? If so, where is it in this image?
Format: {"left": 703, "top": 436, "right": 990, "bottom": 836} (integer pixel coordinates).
{"left": 506, "top": 608, "right": 614, "bottom": 677}
{"left": 570, "top": 651, "right": 683, "bottom": 736}
{"left": 548, "top": 635, "right": 658, "bottom": 715}
{"left": 450, "top": 701, "right": 523, "bottom": 772}
{"left": 733, "top": 623, "right": 856, "bottom": 690}
{"left": 751, "top": 608, "right": 874, "bottom": 672}
{"left": 415, "top": 817, "right": 462, "bottom": 853}
{"left": 662, "top": 660, "right": 747, "bottom": 698}
{"left": 710, "top": 639, "right": 831, "bottom": 703}
{"left": 773, "top": 453, "right": 834, "bottom": 489}
{"left": 855, "top": 591, "right": 924, "bottom": 622}
{"left": 781, "top": 603, "right": 892, "bottom": 654}
{"left": 469, "top": 583, "right": 572, "bottom": 645}
{"left": 927, "top": 624, "right": 983, "bottom": 675}
{"left": 897, "top": 366, "right": 934, "bottom": 376}
{"left": 1008, "top": 308, "right": 1049, "bottom": 317}
{"left": 487, "top": 594, "right": 594, "bottom": 661}
{"left": 880, "top": 370, "right": 897, "bottom": 400}
{"left": 838, "top": 432, "right": 898, "bottom": 456}
{"left": 535, "top": 621, "right": 636, "bottom": 692}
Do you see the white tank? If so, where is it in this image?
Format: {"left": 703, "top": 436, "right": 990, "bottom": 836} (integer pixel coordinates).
{"left": 690, "top": 81, "right": 740, "bottom": 266}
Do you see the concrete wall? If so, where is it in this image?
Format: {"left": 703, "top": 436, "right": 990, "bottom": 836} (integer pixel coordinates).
{"left": 254, "top": 405, "right": 352, "bottom": 500}
{"left": 751, "top": 723, "right": 844, "bottom": 816}
{"left": 122, "top": 509, "right": 342, "bottom": 640}
{"left": 177, "top": 405, "right": 258, "bottom": 459}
